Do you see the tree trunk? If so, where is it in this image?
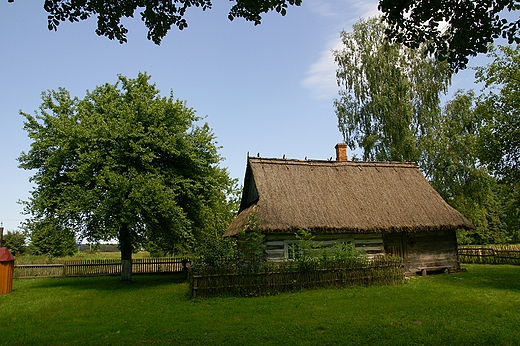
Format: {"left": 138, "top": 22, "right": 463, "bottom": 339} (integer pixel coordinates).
{"left": 119, "top": 223, "right": 133, "bottom": 281}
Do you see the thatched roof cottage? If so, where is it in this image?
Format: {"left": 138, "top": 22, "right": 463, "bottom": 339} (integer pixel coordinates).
{"left": 225, "top": 144, "right": 474, "bottom": 275}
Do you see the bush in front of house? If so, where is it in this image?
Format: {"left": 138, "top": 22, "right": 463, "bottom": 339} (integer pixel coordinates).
{"left": 189, "top": 229, "right": 404, "bottom": 298}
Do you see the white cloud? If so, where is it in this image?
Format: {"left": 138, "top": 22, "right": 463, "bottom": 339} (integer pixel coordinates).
{"left": 302, "top": 0, "right": 380, "bottom": 100}
{"left": 301, "top": 36, "right": 343, "bottom": 100}
{"left": 307, "top": 0, "right": 380, "bottom": 26}
{"left": 307, "top": 0, "right": 338, "bottom": 17}
{"left": 350, "top": 0, "right": 382, "bottom": 20}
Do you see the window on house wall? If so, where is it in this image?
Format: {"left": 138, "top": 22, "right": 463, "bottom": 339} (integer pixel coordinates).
{"left": 265, "top": 241, "right": 285, "bottom": 260}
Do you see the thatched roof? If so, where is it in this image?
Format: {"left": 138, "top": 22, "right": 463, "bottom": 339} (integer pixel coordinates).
{"left": 225, "top": 157, "right": 473, "bottom": 236}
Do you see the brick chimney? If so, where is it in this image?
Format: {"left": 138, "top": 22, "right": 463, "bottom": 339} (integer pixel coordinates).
{"left": 335, "top": 143, "right": 348, "bottom": 162}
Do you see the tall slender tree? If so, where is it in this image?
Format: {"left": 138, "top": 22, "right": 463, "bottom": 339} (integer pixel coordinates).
{"left": 333, "top": 17, "right": 451, "bottom": 163}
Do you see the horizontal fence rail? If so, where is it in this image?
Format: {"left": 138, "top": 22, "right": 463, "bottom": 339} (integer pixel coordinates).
{"left": 189, "top": 257, "right": 404, "bottom": 298}
{"left": 458, "top": 247, "right": 520, "bottom": 265}
{"left": 14, "top": 258, "right": 189, "bottom": 278}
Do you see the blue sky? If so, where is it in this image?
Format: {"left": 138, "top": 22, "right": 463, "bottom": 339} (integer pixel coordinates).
{"left": 0, "top": 1, "right": 479, "bottom": 231}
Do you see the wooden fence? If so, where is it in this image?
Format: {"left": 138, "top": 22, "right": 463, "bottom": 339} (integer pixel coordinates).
{"left": 458, "top": 246, "right": 520, "bottom": 265}
{"left": 189, "top": 256, "right": 404, "bottom": 298}
{"left": 14, "top": 258, "right": 189, "bottom": 278}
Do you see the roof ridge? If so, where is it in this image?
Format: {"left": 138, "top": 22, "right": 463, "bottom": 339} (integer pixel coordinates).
{"left": 247, "top": 156, "right": 417, "bottom": 167}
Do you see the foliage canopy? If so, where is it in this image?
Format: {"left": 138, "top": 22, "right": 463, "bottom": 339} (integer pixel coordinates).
{"left": 379, "top": 0, "right": 520, "bottom": 70}
{"left": 27, "top": 217, "right": 78, "bottom": 257}
{"left": 333, "top": 17, "right": 451, "bottom": 163}
{"left": 18, "top": 73, "right": 236, "bottom": 279}
{"left": 424, "top": 91, "right": 509, "bottom": 244}
{"left": 475, "top": 45, "right": 520, "bottom": 240}
{"left": 7, "top": 0, "right": 302, "bottom": 44}
{"left": 476, "top": 45, "right": 520, "bottom": 183}
{"left": 334, "top": 17, "right": 519, "bottom": 244}
{"left": 2, "top": 230, "right": 27, "bottom": 256}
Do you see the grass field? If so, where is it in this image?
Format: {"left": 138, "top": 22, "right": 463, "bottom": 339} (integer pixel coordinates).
{"left": 1, "top": 264, "right": 520, "bottom": 345}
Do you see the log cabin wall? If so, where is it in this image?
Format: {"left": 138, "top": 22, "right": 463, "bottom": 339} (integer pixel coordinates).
{"left": 264, "top": 233, "right": 385, "bottom": 260}
{"left": 383, "top": 230, "right": 460, "bottom": 275}
{"left": 265, "top": 230, "right": 459, "bottom": 275}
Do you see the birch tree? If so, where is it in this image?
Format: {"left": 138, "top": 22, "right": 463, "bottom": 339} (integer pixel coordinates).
{"left": 333, "top": 17, "right": 452, "bottom": 164}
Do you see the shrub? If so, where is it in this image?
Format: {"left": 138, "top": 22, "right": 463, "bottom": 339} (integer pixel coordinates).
{"left": 25, "top": 218, "right": 77, "bottom": 257}
{"left": 3, "top": 230, "right": 27, "bottom": 256}
{"left": 192, "top": 237, "right": 237, "bottom": 271}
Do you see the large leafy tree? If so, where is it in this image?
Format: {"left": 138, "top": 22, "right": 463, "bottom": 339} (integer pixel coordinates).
{"left": 6, "top": 0, "right": 301, "bottom": 44}
{"left": 424, "top": 91, "right": 508, "bottom": 244}
{"left": 476, "top": 45, "right": 520, "bottom": 240}
{"left": 333, "top": 17, "right": 451, "bottom": 163}
{"left": 476, "top": 45, "right": 520, "bottom": 182}
{"left": 379, "top": 0, "right": 520, "bottom": 70}
{"left": 18, "top": 73, "right": 236, "bottom": 280}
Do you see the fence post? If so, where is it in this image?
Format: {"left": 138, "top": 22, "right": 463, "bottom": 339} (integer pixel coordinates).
{"left": 63, "top": 263, "right": 67, "bottom": 277}
{"left": 182, "top": 259, "right": 188, "bottom": 278}
{"left": 192, "top": 276, "right": 198, "bottom": 298}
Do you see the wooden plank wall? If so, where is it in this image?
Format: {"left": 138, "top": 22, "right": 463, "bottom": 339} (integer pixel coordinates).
{"left": 383, "top": 230, "right": 459, "bottom": 274}
{"left": 264, "top": 233, "right": 385, "bottom": 260}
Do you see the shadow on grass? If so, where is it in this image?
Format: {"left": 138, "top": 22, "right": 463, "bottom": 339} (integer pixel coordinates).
{"left": 442, "top": 264, "right": 520, "bottom": 292}
{"left": 27, "top": 272, "right": 188, "bottom": 291}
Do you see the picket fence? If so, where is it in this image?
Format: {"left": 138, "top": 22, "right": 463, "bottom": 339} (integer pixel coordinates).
{"left": 458, "top": 246, "right": 520, "bottom": 265}
{"left": 14, "top": 258, "right": 189, "bottom": 278}
{"left": 189, "top": 256, "right": 405, "bottom": 298}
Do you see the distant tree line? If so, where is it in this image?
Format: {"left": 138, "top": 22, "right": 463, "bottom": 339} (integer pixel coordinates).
{"left": 1, "top": 229, "right": 174, "bottom": 258}
{"left": 77, "top": 243, "right": 120, "bottom": 253}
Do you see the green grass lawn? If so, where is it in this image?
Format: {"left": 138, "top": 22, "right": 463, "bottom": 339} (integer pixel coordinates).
{"left": 1, "top": 264, "right": 520, "bottom": 345}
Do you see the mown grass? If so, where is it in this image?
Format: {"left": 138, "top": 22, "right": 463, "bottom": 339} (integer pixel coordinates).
{"left": 1, "top": 264, "right": 520, "bottom": 345}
